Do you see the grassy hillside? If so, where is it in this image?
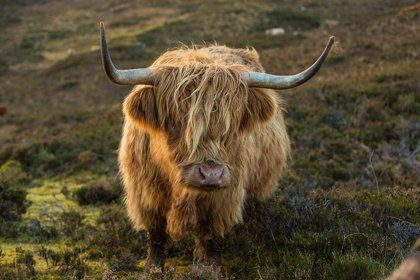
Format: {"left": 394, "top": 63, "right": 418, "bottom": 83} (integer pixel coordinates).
{"left": 0, "top": 0, "right": 419, "bottom": 279}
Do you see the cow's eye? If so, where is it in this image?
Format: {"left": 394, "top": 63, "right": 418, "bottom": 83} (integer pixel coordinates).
{"left": 165, "top": 119, "right": 181, "bottom": 146}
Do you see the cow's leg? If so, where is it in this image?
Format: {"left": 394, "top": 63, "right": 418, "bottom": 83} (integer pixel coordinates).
{"left": 145, "top": 215, "right": 168, "bottom": 272}
{"left": 193, "top": 236, "right": 226, "bottom": 278}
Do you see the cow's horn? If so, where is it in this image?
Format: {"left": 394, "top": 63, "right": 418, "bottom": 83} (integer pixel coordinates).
{"left": 100, "top": 22, "right": 154, "bottom": 85}
{"left": 242, "top": 36, "right": 335, "bottom": 89}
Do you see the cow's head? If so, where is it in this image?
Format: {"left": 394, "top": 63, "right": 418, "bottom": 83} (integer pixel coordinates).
{"left": 100, "top": 22, "right": 335, "bottom": 191}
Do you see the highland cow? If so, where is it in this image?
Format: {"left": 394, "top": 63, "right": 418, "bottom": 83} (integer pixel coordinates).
{"left": 100, "top": 22, "right": 335, "bottom": 276}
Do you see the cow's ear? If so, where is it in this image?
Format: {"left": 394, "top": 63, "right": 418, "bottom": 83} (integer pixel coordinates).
{"left": 240, "top": 89, "right": 277, "bottom": 131}
{"left": 123, "top": 86, "right": 160, "bottom": 131}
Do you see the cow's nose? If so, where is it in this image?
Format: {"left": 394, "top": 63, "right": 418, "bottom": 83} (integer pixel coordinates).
{"left": 198, "top": 165, "right": 224, "bottom": 187}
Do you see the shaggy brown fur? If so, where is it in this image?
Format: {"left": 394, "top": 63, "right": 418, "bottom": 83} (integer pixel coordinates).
{"left": 385, "top": 238, "right": 420, "bottom": 280}
{"left": 118, "top": 45, "right": 290, "bottom": 273}
{"left": 0, "top": 104, "right": 8, "bottom": 116}
{"left": 385, "top": 256, "right": 420, "bottom": 280}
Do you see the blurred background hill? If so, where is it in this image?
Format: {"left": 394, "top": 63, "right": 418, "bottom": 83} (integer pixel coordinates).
{"left": 0, "top": 0, "right": 419, "bottom": 279}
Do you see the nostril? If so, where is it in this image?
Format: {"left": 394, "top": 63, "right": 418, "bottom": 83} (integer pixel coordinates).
{"left": 213, "top": 167, "right": 223, "bottom": 179}
{"left": 198, "top": 167, "right": 207, "bottom": 180}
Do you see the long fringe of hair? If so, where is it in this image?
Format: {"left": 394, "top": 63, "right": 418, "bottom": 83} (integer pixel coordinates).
{"left": 151, "top": 63, "right": 250, "bottom": 164}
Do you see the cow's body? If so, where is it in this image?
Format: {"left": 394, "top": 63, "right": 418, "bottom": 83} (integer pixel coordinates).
{"left": 118, "top": 46, "right": 290, "bottom": 273}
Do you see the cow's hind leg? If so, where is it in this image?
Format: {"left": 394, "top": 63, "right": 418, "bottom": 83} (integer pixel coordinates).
{"left": 144, "top": 214, "right": 168, "bottom": 272}
{"left": 193, "top": 236, "right": 226, "bottom": 278}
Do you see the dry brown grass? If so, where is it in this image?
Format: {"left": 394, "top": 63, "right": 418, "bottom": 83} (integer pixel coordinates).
{"left": 399, "top": 4, "right": 420, "bottom": 15}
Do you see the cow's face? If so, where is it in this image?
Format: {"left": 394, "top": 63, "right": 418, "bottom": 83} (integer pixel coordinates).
{"left": 124, "top": 65, "right": 277, "bottom": 191}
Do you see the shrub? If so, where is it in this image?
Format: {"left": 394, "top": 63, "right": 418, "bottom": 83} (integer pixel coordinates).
{"left": 74, "top": 179, "right": 122, "bottom": 205}
{"left": 35, "top": 246, "right": 89, "bottom": 278}
{"left": 53, "top": 247, "right": 89, "bottom": 277}
{"left": 136, "top": 264, "right": 215, "bottom": 280}
{"left": 109, "top": 251, "right": 139, "bottom": 271}
{"left": 59, "top": 209, "right": 86, "bottom": 241}
{"left": 89, "top": 205, "right": 147, "bottom": 258}
{"left": 0, "top": 161, "right": 30, "bottom": 224}
{"left": 0, "top": 185, "right": 28, "bottom": 221}
{"left": 12, "top": 140, "right": 79, "bottom": 177}
{"left": 27, "top": 220, "right": 60, "bottom": 242}
{"left": 15, "top": 247, "right": 36, "bottom": 275}
{"left": 324, "top": 252, "right": 384, "bottom": 280}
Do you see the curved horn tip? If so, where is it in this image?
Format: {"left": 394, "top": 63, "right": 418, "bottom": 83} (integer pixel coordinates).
{"left": 100, "top": 22, "right": 106, "bottom": 36}
{"left": 329, "top": 36, "right": 336, "bottom": 45}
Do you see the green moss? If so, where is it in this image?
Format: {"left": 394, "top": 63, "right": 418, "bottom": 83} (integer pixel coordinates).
{"left": 22, "top": 179, "right": 100, "bottom": 225}
{"left": 0, "top": 160, "right": 23, "bottom": 171}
